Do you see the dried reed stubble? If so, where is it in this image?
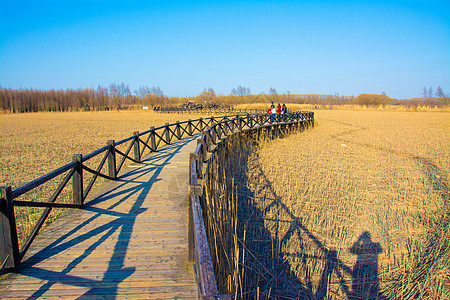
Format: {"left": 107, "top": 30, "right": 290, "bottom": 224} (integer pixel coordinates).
{"left": 203, "top": 126, "right": 315, "bottom": 299}
{"left": 0, "top": 110, "right": 207, "bottom": 247}
{"left": 253, "top": 110, "right": 449, "bottom": 299}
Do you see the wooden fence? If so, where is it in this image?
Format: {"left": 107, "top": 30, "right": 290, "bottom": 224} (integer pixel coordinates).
{"left": 0, "top": 111, "right": 314, "bottom": 299}
{"left": 188, "top": 112, "right": 314, "bottom": 298}
{"left": 158, "top": 106, "right": 265, "bottom": 115}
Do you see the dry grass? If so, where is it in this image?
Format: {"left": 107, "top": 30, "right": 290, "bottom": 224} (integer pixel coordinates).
{"left": 250, "top": 110, "right": 449, "bottom": 298}
{"left": 201, "top": 110, "right": 449, "bottom": 299}
{"left": 0, "top": 110, "right": 207, "bottom": 246}
{"left": 234, "top": 103, "right": 450, "bottom": 112}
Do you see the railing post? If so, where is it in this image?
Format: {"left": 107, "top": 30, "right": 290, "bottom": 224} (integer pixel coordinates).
{"left": 199, "top": 118, "right": 204, "bottom": 132}
{"left": 133, "top": 131, "right": 141, "bottom": 162}
{"left": 0, "top": 186, "right": 20, "bottom": 273}
{"left": 202, "top": 130, "right": 211, "bottom": 152}
{"left": 150, "top": 127, "right": 157, "bottom": 151}
{"left": 189, "top": 153, "right": 200, "bottom": 185}
{"left": 211, "top": 128, "right": 216, "bottom": 144}
{"left": 217, "top": 124, "right": 222, "bottom": 140}
{"left": 72, "top": 154, "right": 83, "bottom": 207}
{"left": 197, "top": 138, "right": 207, "bottom": 165}
{"left": 176, "top": 121, "right": 181, "bottom": 139}
{"left": 188, "top": 194, "right": 194, "bottom": 262}
{"left": 247, "top": 114, "right": 252, "bottom": 128}
{"left": 188, "top": 119, "right": 192, "bottom": 136}
{"left": 107, "top": 140, "right": 117, "bottom": 180}
{"left": 165, "top": 123, "right": 170, "bottom": 144}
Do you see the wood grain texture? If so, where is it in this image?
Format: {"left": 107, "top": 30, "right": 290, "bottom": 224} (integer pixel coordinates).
{"left": 0, "top": 135, "right": 200, "bottom": 299}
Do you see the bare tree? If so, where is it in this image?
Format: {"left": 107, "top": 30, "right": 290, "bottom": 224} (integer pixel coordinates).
{"left": 109, "top": 83, "right": 121, "bottom": 110}
{"left": 422, "top": 86, "right": 428, "bottom": 99}
{"left": 231, "top": 85, "right": 251, "bottom": 96}
{"left": 435, "top": 86, "right": 444, "bottom": 98}
{"left": 269, "top": 87, "right": 278, "bottom": 102}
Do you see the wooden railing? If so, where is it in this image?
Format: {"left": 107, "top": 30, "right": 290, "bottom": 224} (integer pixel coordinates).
{"left": 158, "top": 106, "right": 265, "bottom": 115}
{"left": 0, "top": 111, "right": 314, "bottom": 299}
{"left": 188, "top": 112, "right": 314, "bottom": 298}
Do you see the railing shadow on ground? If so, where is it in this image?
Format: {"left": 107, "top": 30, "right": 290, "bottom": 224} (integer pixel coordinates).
{"left": 238, "top": 153, "right": 386, "bottom": 299}
{"left": 199, "top": 123, "right": 385, "bottom": 299}
{"left": 17, "top": 135, "right": 198, "bottom": 298}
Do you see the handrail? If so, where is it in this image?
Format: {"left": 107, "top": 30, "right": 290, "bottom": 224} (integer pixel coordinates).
{"left": 0, "top": 111, "right": 314, "bottom": 299}
{"left": 188, "top": 112, "right": 314, "bottom": 298}
{"left": 158, "top": 106, "right": 265, "bottom": 115}
{"left": 11, "top": 162, "right": 77, "bottom": 199}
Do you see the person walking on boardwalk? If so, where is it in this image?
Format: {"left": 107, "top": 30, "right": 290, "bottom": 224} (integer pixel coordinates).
{"left": 281, "top": 103, "right": 287, "bottom": 121}
{"left": 271, "top": 105, "right": 277, "bottom": 122}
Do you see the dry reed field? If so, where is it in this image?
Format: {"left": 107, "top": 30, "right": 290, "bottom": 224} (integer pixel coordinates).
{"left": 248, "top": 110, "right": 449, "bottom": 298}
{"left": 0, "top": 110, "right": 206, "bottom": 245}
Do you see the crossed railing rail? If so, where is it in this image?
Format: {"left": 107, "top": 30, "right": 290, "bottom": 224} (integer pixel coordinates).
{"left": 0, "top": 111, "right": 314, "bottom": 299}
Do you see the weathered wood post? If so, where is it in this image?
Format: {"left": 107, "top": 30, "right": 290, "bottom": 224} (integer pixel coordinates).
{"left": 0, "top": 186, "right": 20, "bottom": 273}
{"left": 217, "top": 124, "right": 223, "bottom": 140}
{"left": 188, "top": 152, "right": 203, "bottom": 262}
{"left": 202, "top": 130, "right": 211, "bottom": 152}
{"left": 197, "top": 138, "right": 207, "bottom": 169}
{"left": 133, "top": 131, "right": 141, "bottom": 162}
{"left": 165, "top": 123, "right": 170, "bottom": 144}
{"left": 150, "top": 127, "right": 156, "bottom": 151}
{"left": 176, "top": 121, "right": 181, "bottom": 139}
{"left": 187, "top": 119, "right": 192, "bottom": 136}
{"left": 211, "top": 127, "right": 217, "bottom": 145}
{"left": 247, "top": 114, "right": 252, "bottom": 129}
{"left": 230, "top": 118, "right": 235, "bottom": 133}
{"left": 107, "top": 140, "right": 117, "bottom": 180}
{"left": 72, "top": 154, "right": 83, "bottom": 207}
{"left": 188, "top": 193, "right": 194, "bottom": 262}
{"left": 199, "top": 118, "right": 204, "bottom": 132}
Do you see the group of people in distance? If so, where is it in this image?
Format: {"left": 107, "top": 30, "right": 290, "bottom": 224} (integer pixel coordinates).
{"left": 267, "top": 102, "right": 287, "bottom": 122}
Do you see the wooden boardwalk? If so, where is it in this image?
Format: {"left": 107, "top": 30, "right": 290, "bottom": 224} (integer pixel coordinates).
{"left": 0, "top": 135, "right": 200, "bottom": 299}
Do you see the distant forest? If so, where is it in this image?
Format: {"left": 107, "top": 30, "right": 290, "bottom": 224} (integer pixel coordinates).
{"left": 0, "top": 84, "right": 448, "bottom": 113}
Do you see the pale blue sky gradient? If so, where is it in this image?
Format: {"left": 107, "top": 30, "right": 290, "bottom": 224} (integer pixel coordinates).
{"left": 1, "top": 0, "right": 449, "bottom": 98}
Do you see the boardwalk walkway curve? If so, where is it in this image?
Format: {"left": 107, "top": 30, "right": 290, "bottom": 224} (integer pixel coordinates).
{"left": 0, "top": 111, "right": 314, "bottom": 299}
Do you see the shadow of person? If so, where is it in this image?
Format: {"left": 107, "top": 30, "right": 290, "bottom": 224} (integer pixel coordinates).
{"left": 349, "top": 231, "right": 383, "bottom": 300}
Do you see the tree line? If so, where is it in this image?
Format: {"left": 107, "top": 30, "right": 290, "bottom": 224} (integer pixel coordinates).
{"left": 0, "top": 83, "right": 167, "bottom": 113}
{"left": 1, "top": 84, "right": 448, "bottom": 113}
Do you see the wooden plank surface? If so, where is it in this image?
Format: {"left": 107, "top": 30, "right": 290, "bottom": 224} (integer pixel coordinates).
{"left": 0, "top": 135, "right": 200, "bottom": 299}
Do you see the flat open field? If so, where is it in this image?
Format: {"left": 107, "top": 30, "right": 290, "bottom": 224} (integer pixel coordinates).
{"left": 248, "top": 110, "right": 449, "bottom": 298}
{"left": 0, "top": 110, "right": 209, "bottom": 188}
{"left": 1, "top": 109, "right": 449, "bottom": 298}
{"left": 0, "top": 110, "right": 207, "bottom": 244}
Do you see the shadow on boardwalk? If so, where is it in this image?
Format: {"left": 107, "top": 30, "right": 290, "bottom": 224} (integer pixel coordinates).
{"left": 18, "top": 135, "right": 198, "bottom": 298}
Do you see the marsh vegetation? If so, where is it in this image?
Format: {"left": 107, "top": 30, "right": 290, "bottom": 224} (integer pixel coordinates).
{"left": 203, "top": 110, "right": 449, "bottom": 299}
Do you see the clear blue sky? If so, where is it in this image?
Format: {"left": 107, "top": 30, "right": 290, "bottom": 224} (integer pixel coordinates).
{"left": 1, "top": 0, "right": 449, "bottom": 99}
